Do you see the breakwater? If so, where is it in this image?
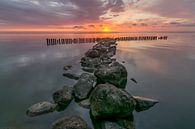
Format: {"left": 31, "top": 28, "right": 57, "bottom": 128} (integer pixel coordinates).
{"left": 46, "top": 36, "right": 168, "bottom": 46}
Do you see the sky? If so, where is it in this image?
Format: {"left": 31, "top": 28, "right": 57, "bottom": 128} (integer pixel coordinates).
{"left": 0, "top": 0, "right": 195, "bottom": 32}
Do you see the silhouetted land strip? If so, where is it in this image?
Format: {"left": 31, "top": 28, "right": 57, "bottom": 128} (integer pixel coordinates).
{"left": 46, "top": 36, "right": 168, "bottom": 46}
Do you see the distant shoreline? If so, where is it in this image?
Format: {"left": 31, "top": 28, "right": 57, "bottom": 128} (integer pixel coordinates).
{"left": 46, "top": 36, "right": 168, "bottom": 46}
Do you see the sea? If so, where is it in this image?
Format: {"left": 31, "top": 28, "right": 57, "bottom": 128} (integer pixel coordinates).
{"left": 0, "top": 32, "right": 195, "bottom": 129}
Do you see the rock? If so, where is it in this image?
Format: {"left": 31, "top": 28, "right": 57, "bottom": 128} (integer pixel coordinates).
{"left": 73, "top": 73, "right": 97, "bottom": 101}
{"left": 53, "top": 86, "right": 73, "bottom": 111}
{"left": 52, "top": 116, "right": 90, "bottom": 129}
{"left": 26, "top": 101, "right": 57, "bottom": 117}
{"left": 130, "top": 78, "right": 138, "bottom": 84}
{"left": 82, "top": 67, "right": 95, "bottom": 73}
{"left": 78, "top": 99, "right": 90, "bottom": 109}
{"left": 63, "top": 73, "right": 80, "bottom": 80}
{"left": 80, "top": 57, "right": 101, "bottom": 68}
{"left": 90, "top": 112, "right": 134, "bottom": 129}
{"left": 133, "top": 96, "right": 159, "bottom": 112}
{"left": 63, "top": 65, "right": 72, "bottom": 71}
{"left": 90, "top": 84, "right": 136, "bottom": 119}
{"left": 85, "top": 49, "right": 100, "bottom": 58}
{"left": 94, "top": 62, "right": 128, "bottom": 89}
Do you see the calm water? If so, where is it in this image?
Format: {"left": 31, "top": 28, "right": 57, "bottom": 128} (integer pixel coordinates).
{"left": 0, "top": 32, "right": 195, "bottom": 129}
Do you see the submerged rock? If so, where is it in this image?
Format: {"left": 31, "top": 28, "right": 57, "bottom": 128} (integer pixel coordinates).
{"left": 52, "top": 116, "right": 90, "bottom": 129}
{"left": 73, "top": 73, "right": 97, "bottom": 101}
{"left": 82, "top": 67, "right": 95, "bottom": 73}
{"left": 63, "top": 65, "right": 72, "bottom": 71}
{"left": 53, "top": 86, "right": 73, "bottom": 111}
{"left": 90, "top": 84, "right": 136, "bottom": 119}
{"left": 94, "top": 62, "right": 128, "bottom": 88}
{"left": 133, "top": 96, "right": 159, "bottom": 112}
{"left": 63, "top": 73, "right": 80, "bottom": 80}
{"left": 78, "top": 99, "right": 91, "bottom": 109}
{"left": 26, "top": 101, "right": 57, "bottom": 117}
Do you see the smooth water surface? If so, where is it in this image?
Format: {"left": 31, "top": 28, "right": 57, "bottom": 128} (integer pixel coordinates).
{"left": 0, "top": 32, "right": 195, "bottom": 129}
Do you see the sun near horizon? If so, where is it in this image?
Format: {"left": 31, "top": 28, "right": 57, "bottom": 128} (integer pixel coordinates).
{"left": 102, "top": 27, "right": 110, "bottom": 32}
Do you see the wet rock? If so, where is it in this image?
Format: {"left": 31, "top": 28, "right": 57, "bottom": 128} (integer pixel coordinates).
{"left": 91, "top": 113, "right": 135, "bottom": 129}
{"left": 130, "top": 78, "right": 138, "bottom": 84}
{"left": 53, "top": 86, "right": 73, "bottom": 111}
{"left": 82, "top": 67, "right": 95, "bottom": 73}
{"left": 74, "top": 73, "right": 97, "bottom": 101}
{"left": 81, "top": 57, "right": 101, "bottom": 68}
{"left": 63, "top": 73, "right": 80, "bottom": 80}
{"left": 63, "top": 65, "right": 72, "bottom": 71}
{"left": 94, "top": 62, "right": 128, "bottom": 89}
{"left": 78, "top": 99, "right": 90, "bottom": 109}
{"left": 133, "top": 96, "right": 159, "bottom": 112}
{"left": 90, "top": 84, "right": 136, "bottom": 119}
{"left": 26, "top": 101, "right": 57, "bottom": 117}
{"left": 85, "top": 49, "right": 100, "bottom": 58}
{"left": 52, "top": 116, "right": 90, "bottom": 129}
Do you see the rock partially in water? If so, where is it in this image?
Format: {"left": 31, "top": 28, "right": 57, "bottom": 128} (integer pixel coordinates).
{"left": 90, "top": 84, "right": 136, "bottom": 119}
{"left": 53, "top": 86, "right": 73, "bottom": 111}
{"left": 26, "top": 101, "right": 57, "bottom": 117}
{"left": 81, "top": 57, "right": 101, "bottom": 68}
{"left": 63, "top": 73, "right": 80, "bottom": 80}
{"left": 74, "top": 73, "right": 97, "bottom": 101}
{"left": 82, "top": 67, "right": 95, "bottom": 73}
{"left": 85, "top": 49, "right": 100, "bottom": 58}
{"left": 133, "top": 96, "right": 159, "bottom": 112}
{"left": 94, "top": 62, "right": 128, "bottom": 89}
{"left": 63, "top": 65, "right": 72, "bottom": 71}
{"left": 91, "top": 113, "right": 135, "bottom": 129}
{"left": 78, "top": 99, "right": 90, "bottom": 109}
{"left": 52, "top": 116, "right": 90, "bottom": 129}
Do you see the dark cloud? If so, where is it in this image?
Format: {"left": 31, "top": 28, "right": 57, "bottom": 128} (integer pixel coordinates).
{"left": 72, "top": 25, "right": 86, "bottom": 29}
{"left": 0, "top": 0, "right": 131, "bottom": 26}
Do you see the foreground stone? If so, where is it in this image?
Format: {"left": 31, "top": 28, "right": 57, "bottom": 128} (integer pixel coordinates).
{"left": 52, "top": 116, "right": 90, "bottom": 129}
{"left": 26, "top": 101, "right": 57, "bottom": 117}
{"left": 74, "top": 73, "right": 97, "bottom": 101}
{"left": 94, "top": 62, "right": 128, "bottom": 89}
{"left": 90, "top": 84, "right": 136, "bottom": 119}
{"left": 53, "top": 86, "right": 73, "bottom": 111}
{"left": 91, "top": 113, "right": 135, "bottom": 129}
{"left": 63, "top": 73, "right": 80, "bottom": 80}
{"left": 133, "top": 96, "right": 159, "bottom": 112}
{"left": 78, "top": 99, "right": 90, "bottom": 109}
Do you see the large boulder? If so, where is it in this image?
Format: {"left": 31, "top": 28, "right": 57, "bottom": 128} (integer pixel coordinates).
{"left": 80, "top": 57, "right": 101, "bottom": 68}
{"left": 73, "top": 73, "right": 96, "bottom": 101}
{"left": 52, "top": 116, "right": 90, "bottom": 129}
{"left": 91, "top": 112, "right": 135, "bottom": 129}
{"left": 85, "top": 49, "right": 100, "bottom": 58}
{"left": 26, "top": 101, "right": 57, "bottom": 117}
{"left": 90, "top": 84, "right": 136, "bottom": 119}
{"left": 133, "top": 96, "right": 159, "bottom": 112}
{"left": 53, "top": 86, "right": 73, "bottom": 111}
{"left": 94, "top": 62, "right": 127, "bottom": 89}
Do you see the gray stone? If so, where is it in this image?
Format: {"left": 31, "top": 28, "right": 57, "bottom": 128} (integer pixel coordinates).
{"left": 53, "top": 86, "right": 73, "bottom": 111}
{"left": 63, "top": 73, "right": 80, "bottom": 80}
{"left": 52, "top": 116, "right": 90, "bottom": 129}
{"left": 90, "top": 84, "right": 136, "bottom": 119}
{"left": 85, "top": 49, "right": 100, "bottom": 58}
{"left": 133, "top": 96, "right": 159, "bottom": 112}
{"left": 26, "top": 101, "right": 57, "bottom": 117}
{"left": 74, "top": 73, "right": 96, "bottom": 101}
{"left": 94, "top": 62, "right": 128, "bottom": 88}
{"left": 78, "top": 99, "right": 90, "bottom": 109}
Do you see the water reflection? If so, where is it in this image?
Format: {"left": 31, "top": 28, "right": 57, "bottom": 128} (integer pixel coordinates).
{"left": 0, "top": 33, "right": 195, "bottom": 129}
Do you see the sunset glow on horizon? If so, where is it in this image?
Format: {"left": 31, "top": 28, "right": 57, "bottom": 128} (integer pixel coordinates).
{"left": 0, "top": 0, "right": 195, "bottom": 32}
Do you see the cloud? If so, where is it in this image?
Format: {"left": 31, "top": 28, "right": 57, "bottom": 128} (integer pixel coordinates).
{"left": 72, "top": 25, "right": 86, "bottom": 29}
{"left": 0, "top": 0, "right": 138, "bottom": 27}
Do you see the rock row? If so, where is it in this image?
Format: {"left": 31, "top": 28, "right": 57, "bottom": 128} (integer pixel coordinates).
{"left": 26, "top": 38, "right": 159, "bottom": 129}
